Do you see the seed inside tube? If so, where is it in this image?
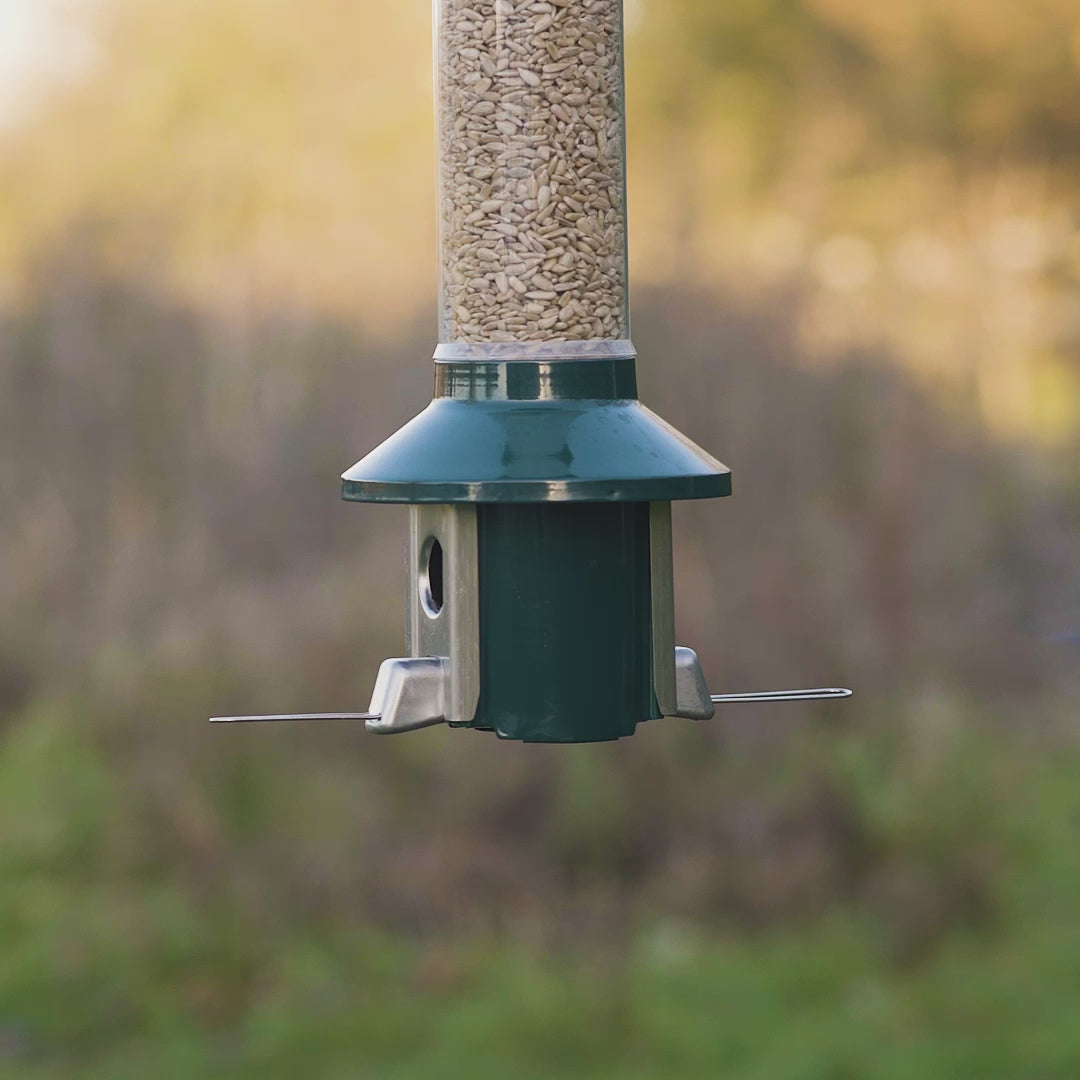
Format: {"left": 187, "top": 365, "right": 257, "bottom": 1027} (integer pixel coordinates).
{"left": 438, "top": 0, "right": 628, "bottom": 346}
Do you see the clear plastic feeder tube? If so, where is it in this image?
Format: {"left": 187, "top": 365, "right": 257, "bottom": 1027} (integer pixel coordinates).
{"left": 436, "top": 0, "right": 631, "bottom": 358}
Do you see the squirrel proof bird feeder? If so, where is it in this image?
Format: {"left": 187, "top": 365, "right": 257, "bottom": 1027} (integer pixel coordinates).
{"left": 214, "top": 0, "right": 851, "bottom": 743}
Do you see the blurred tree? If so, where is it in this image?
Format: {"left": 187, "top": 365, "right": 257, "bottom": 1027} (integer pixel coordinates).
{"left": 1, "top": 0, "right": 1079, "bottom": 441}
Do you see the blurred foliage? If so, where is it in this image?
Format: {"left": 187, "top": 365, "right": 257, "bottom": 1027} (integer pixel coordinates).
{"left": 2, "top": 693, "right": 1080, "bottom": 1077}
{"left": 3, "top": 0, "right": 1080, "bottom": 436}
{"left": 1, "top": 0, "right": 1080, "bottom": 1074}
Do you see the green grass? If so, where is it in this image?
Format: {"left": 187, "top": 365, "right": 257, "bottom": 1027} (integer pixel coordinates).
{"left": 2, "top": 699, "right": 1080, "bottom": 1078}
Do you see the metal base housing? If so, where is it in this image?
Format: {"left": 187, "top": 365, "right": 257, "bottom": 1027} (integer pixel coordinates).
{"left": 343, "top": 354, "right": 732, "bottom": 744}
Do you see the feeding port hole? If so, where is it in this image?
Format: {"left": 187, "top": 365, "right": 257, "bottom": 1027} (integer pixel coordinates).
{"left": 420, "top": 537, "right": 445, "bottom": 618}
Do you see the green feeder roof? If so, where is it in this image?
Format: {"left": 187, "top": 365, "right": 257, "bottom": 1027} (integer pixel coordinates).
{"left": 341, "top": 356, "right": 732, "bottom": 505}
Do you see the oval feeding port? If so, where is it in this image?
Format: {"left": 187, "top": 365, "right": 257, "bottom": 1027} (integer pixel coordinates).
{"left": 420, "top": 537, "right": 444, "bottom": 618}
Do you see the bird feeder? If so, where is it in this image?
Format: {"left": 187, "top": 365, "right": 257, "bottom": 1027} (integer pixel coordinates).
{"left": 214, "top": 0, "right": 850, "bottom": 742}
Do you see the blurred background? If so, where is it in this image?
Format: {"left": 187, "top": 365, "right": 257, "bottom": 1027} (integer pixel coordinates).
{"left": 1, "top": 0, "right": 1080, "bottom": 1075}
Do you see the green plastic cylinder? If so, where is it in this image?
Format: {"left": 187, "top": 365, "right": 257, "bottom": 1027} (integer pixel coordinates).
{"left": 470, "top": 501, "right": 657, "bottom": 743}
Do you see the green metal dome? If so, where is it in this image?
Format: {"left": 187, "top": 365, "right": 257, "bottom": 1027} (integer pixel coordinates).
{"left": 341, "top": 357, "right": 732, "bottom": 505}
